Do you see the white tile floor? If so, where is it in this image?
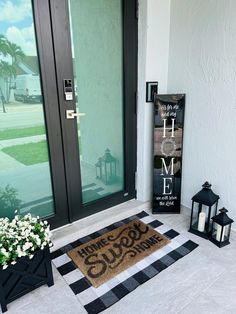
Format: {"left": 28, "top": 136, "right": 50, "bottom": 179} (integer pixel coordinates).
{"left": 3, "top": 200, "right": 236, "bottom": 314}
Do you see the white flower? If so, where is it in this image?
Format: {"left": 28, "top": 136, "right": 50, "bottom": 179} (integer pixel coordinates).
{"left": 0, "top": 212, "right": 52, "bottom": 268}
{"left": 35, "top": 236, "right": 41, "bottom": 246}
{"left": 11, "top": 220, "right": 16, "bottom": 227}
{"left": 16, "top": 246, "right": 25, "bottom": 258}
{"left": 23, "top": 242, "right": 33, "bottom": 251}
{"left": 1, "top": 248, "right": 9, "bottom": 257}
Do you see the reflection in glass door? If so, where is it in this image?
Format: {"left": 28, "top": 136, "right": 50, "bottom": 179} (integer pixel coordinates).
{"left": 69, "top": 0, "right": 124, "bottom": 204}
{"left": 0, "top": 0, "right": 54, "bottom": 219}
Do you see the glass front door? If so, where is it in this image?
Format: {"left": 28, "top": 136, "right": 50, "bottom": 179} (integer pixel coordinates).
{"left": 0, "top": 0, "right": 55, "bottom": 219}
{"left": 69, "top": 0, "right": 124, "bottom": 204}
{"left": 50, "top": 0, "right": 137, "bottom": 222}
{"left": 0, "top": 0, "right": 137, "bottom": 227}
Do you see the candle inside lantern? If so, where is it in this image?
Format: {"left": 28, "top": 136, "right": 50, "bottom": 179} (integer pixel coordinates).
{"left": 216, "top": 224, "right": 225, "bottom": 242}
{"left": 198, "top": 212, "right": 206, "bottom": 232}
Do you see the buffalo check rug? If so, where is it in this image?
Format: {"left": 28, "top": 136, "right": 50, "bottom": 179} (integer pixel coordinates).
{"left": 51, "top": 211, "right": 198, "bottom": 314}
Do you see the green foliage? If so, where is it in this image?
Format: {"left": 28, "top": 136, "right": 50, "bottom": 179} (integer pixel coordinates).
{"left": 0, "top": 35, "right": 25, "bottom": 103}
{"left": 0, "top": 185, "right": 22, "bottom": 219}
{"left": 0, "top": 60, "right": 16, "bottom": 78}
{"left": 0, "top": 35, "right": 8, "bottom": 56}
{"left": 0, "top": 35, "right": 25, "bottom": 65}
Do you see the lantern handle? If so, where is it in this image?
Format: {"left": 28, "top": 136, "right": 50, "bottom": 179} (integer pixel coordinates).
{"left": 202, "top": 181, "right": 211, "bottom": 189}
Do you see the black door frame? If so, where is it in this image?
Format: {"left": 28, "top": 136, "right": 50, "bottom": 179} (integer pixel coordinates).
{"left": 33, "top": 0, "right": 138, "bottom": 228}
{"left": 33, "top": 0, "right": 69, "bottom": 229}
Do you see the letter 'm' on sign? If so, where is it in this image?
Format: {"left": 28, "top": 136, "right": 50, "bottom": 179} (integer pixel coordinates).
{"left": 163, "top": 118, "right": 175, "bottom": 138}
{"left": 163, "top": 177, "right": 173, "bottom": 195}
{"left": 160, "top": 158, "right": 175, "bottom": 176}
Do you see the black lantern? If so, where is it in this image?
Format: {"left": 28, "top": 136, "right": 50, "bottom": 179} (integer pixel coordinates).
{"left": 189, "top": 181, "right": 219, "bottom": 239}
{"left": 210, "top": 207, "right": 234, "bottom": 248}
{"left": 95, "top": 148, "right": 117, "bottom": 185}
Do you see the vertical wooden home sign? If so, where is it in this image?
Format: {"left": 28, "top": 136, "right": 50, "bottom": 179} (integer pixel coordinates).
{"left": 153, "top": 94, "right": 185, "bottom": 214}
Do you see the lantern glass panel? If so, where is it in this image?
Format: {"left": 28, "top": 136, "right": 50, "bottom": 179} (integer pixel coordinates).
{"left": 191, "top": 202, "right": 200, "bottom": 230}
{"left": 225, "top": 225, "right": 230, "bottom": 240}
{"left": 205, "top": 204, "right": 215, "bottom": 230}
{"left": 191, "top": 203, "right": 208, "bottom": 233}
{"left": 212, "top": 222, "right": 229, "bottom": 242}
{"left": 211, "top": 203, "right": 218, "bottom": 220}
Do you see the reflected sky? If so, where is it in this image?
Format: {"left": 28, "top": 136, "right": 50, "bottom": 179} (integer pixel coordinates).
{"left": 0, "top": 0, "right": 36, "bottom": 56}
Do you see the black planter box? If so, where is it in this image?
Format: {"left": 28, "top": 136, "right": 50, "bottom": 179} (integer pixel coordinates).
{"left": 0, "top": 246, "right": 54, "bottom": 312}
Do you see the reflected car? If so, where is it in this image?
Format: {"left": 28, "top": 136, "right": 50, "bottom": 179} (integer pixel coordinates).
{"left": 14, "top": 74, "right": 42, "bottom": 103}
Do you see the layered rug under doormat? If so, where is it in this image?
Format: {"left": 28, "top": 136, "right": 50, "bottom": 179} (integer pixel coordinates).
{"left": 51, "top": 211, "right": 198, "bottom": 314}
{"left": 67, "top": 219, "right": 170, "bottom": 287}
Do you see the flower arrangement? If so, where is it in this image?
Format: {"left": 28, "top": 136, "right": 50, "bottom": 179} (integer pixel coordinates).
{"left": 0, "top": 212, "right": 52, "bottom": 269}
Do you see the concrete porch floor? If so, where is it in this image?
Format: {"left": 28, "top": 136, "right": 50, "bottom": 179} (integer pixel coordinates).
{"left": 3, "top": 200, "right": 236, "bottom": 314}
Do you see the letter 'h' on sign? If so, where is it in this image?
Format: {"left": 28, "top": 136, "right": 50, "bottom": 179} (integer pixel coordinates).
{"left": 163, "top": 118, "right": 175, "bottom": 138}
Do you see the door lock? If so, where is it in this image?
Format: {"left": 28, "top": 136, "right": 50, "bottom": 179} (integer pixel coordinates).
{"left": 63, "top": 79, "right": 73, "bottom": 101}
{"left": 66, "top": 110, "right": 86, "bottom": 119}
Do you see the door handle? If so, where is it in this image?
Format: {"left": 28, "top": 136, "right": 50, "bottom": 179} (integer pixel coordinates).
{"left": 66, "top": 110, "right": 86, "bottom": 120}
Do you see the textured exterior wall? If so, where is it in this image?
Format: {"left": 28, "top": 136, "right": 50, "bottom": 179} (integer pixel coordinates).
{"left": 167, "top": 0, "right": 236, "bottom": 226}
{"left": 137, "top": 0, "right": 171, "bottom": 201}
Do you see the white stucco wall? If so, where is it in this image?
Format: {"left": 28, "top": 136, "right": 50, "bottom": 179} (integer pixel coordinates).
{"left": 137, "top": 0, "right": 236, "bottom": 227}
{"left": 137, "top": 0, "right": 170, "bottom": 201}
{"left": 167, "top": 0, "right": 236, "bottom": 226}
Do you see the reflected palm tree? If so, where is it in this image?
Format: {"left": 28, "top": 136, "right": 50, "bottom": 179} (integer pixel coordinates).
{"left": 0, "top": 35, "right": 25, "bottom": 104}
{"left": 6, "top": 41, "right": 25, "bottom": 65}
{"left": 0, "top": 61, "right": 16, "bottom": 112}
{"left": 0, "top": 35, "right": 8, "bottom": 57}
{"left": 0, "top": 35, "right": 8, "bottom": 111}
{"left": 5, "top": 41, "right": 25, "bottom": 103}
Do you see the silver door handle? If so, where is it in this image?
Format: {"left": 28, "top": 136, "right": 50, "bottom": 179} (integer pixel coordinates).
{"left": 66, "top": 110, "right": 86, "bottom": 119}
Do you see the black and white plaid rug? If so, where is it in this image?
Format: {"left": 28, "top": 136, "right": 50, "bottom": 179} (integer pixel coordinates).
{"left": 51, "top": 211, "right": 198, "bottom": 314}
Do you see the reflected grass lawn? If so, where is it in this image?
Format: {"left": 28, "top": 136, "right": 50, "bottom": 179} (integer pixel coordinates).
{"left": 0, "top": 126, "right": 45, "bottom": 140}
{"left": 2, "top": 141, "right": 48, "bottom": 165}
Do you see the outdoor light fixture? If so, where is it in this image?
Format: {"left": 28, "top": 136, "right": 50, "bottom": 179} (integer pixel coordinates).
{"left": 95, "top": 148, "right": 117, "bottom": 185}
{"left": 189, "top": 181, "right": 219, "bottom": 239}
{"left": 210, "top": 207, "right": 234, "bottom": 248}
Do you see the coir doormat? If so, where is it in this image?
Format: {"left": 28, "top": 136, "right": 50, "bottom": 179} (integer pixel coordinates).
{"left": 67, "top": 219, "right": 170, "bottom": 287}
{"left": 51, "top": 211, "right": 198, "bottom": 314}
